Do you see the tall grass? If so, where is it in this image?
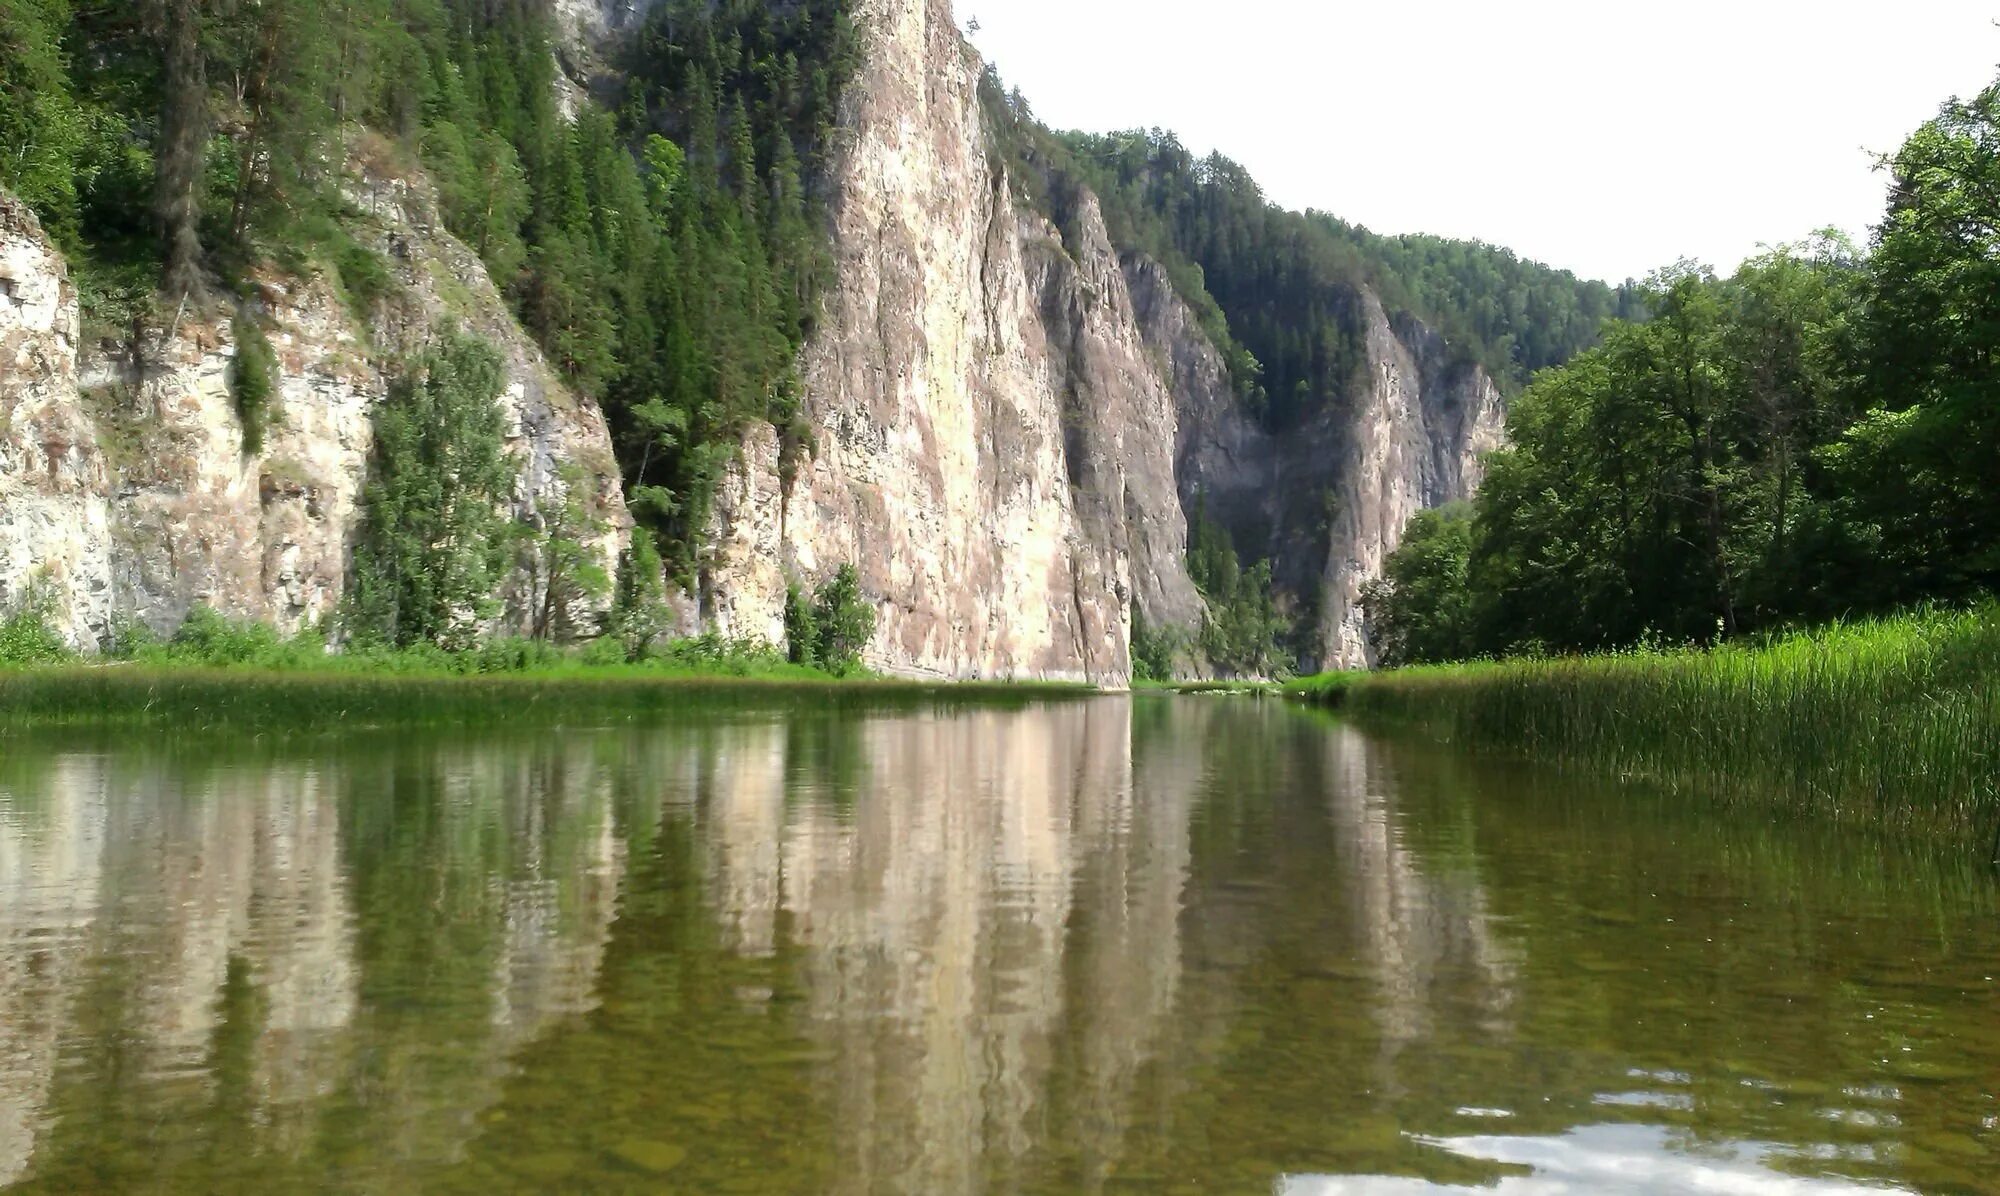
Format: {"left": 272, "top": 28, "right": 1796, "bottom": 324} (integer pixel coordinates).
{"left": 1277, "top": 670, "right": 1364, "bottom": 704}
{"left": 1289, "top": 606, "right": 2000, "bottom": 843}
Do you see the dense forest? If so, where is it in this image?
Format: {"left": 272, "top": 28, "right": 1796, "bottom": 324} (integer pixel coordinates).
{"left": 978, "top": 81, "right": 1642, "bottom": 429}
{"left": 0, "top": 0, "right": 859, "bottom": 588}
{"left": 1363, "top": 73, "right": 2000, "bottom": 666}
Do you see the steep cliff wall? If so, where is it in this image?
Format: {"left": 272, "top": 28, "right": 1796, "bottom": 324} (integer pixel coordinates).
{"left": 694, "top": 0, "right": 1501, "bottom": 678}
{"left": 0, "top": 193, "right": 112, "bottom": 644}
{"left": 1315, "top": 302, "right": 1504, "bottom": 668}
{"left": 0, "top": 162, "right": 627, "bottom": 650}
{"left": 1127, "top": 255, "right": 1504, "bottom": 670}
{"left": 699, "top": 0, "right": 1203, "bottom": 683}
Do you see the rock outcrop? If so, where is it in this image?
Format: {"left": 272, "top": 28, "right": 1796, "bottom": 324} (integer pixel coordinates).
{"left": 0, "top": 159, "right": 627, "bottom": 650}
{"left": 1132, "top": 255, "right": 1504, "bottom": 669}
{"left": 0, "top": 192, "right": 113, "bottom": 644}
{"left": 698, "top": 0, "right": 1203, "bottom": 684}
{"left": 696, "top": 0, "right": 1504, "bottom": 677}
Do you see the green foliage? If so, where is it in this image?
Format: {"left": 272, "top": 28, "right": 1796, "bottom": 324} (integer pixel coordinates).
{"left": 608, "top": 533, "right": 676, "bottom": 661}
{"left": 1366, "top": 68, "right": 2000, "bottom": 667}
{"left": 808, "top": 564, "right": 874, "bottom": 677}
{"left": 347, "top": 332, "right": 515, "bottom": 651}
{"left": 330, "top": 231, "right": 396, "bottom": 322}
{"left": 107, "top": 601, "right": 828, "bottom": 683}
{"left": 1278, "top": 669, "right": 1363, "bottom": 705}
{"left": 0, "top": 0, "right": 85, "bottom": 242}
{"left": 11, "top": 0, "right": 858, "bottom": 584}
{"left": 1023, "top": 125, "right": 1636, "bottom": 426}
{"left": 784, "top": 578, "right": 820, "bottom": 670}
{"left": 1186, "top": 499, "right": 1288, "bottom": 677}
{"left": 525, "top": 467, "right": 613, "bottom": 642}
{"left": 1359, "top": 503, "right": 1477, "bottom": 667}
{"left": 1332, "top": 605, "right": 2000, "bottom": 843}
{"left": 0, "top": 663, "right": 1092, "bottom": 732}
{"left": 1827, "top": 77, "right": 2000, "bottom": 605}
{"left": 229, "top": 312, "right": 278, "bottom": 453}
{"left": 1129, "top": 604, "right": 1181, "bottom": 683}
{"left": 1372, "top": 238, "right": 1871, "bottom": 661}
{"left": 592, "top": 0, "right": 861, "bottom": 570}
{"left": 781, "top": 565, "right": 875, "bottom": 675}
{"left": 152, "top": 603, "right": 324, "bottom": 667}
{"left": 0, "top": 577, "right": 70, "bottom": 667}
{"left": 1311, "top": 214, "right": 1649, "bottom": 387}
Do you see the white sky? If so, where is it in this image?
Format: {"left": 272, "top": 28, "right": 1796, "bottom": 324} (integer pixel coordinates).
{"left": 962, "top": 1, "right": 2000, "bottom": 283}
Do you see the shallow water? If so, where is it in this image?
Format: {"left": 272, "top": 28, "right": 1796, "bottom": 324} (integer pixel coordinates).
{"left": 0, "top": 697, "right": 1995, "bottom": 1193}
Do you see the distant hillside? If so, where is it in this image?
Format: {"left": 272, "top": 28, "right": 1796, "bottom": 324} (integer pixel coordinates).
{"left": 977, "top": 86, "right": 1641, "bottom": 428}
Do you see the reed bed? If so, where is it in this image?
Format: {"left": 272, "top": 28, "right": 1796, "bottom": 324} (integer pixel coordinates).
{"left": 1290, "top": 606, "right": 2000, "bottom": 843}
{"left": 1278, "top": 671, "right": 1364, "bottom": 704}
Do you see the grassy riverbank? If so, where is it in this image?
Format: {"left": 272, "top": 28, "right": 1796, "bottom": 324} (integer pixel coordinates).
{"left": 1134, "top": 678, "right": 1279, "bottom": 696}
{"left": 1287, "top": 606, "right": 2000, "bottom": 842}
{"left": 0, "top": 666, "right": 1094, "bottom": 731}
{"left": 0, "top": 613, "right": 1093, "bottom": 730}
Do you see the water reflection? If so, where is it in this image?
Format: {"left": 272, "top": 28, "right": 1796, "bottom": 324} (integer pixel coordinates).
{"left": 1286, "top": 1124, "right": 1902, "bottom": 1193}
{"left": 0, "top": 698, "right": 1995, "bottom": 1192}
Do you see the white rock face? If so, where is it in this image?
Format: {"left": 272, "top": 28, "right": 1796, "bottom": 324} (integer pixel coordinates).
{"left": 702, "top": 0, "right": 1203, "bottom": 684}
{"left": 1133, "top": 261, "right": 1505, "bottom": 671}
{"left": 1316, "top": 301, "right": 1506, "bottom": 669}
{"left": 0, "top": 160, "right": 628, "bottom": 648}
{"left": 0, "top": 194, "right": 113, "bottom": 646}
{"left": 700, "top": 0, "right": 1505, "bottom": 680}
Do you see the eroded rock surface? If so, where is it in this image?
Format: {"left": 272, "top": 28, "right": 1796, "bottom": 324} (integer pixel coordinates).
{"left": 701, "top": 0, "right": 1203, "bottom": 683}
{"left": 0, "top": 162, "right": 627, "bottom": 649}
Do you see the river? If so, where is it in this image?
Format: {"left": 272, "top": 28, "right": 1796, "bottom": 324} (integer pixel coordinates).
{"left": 0, "top": 697, "right": 1994, "bottom": 1192}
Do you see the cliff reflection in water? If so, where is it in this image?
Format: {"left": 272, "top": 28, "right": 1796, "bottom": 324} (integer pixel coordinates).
{"left": 1, "top": 698, "right": 1995, "bottom": 1193}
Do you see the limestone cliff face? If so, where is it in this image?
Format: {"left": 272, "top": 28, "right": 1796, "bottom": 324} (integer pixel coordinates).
{"left": 700, "top": 0, "right": 1203, "bottom": 683}
{"left": 0, "top": 164, "right": 627, "bottom": 649}
{"left": 1128, "top": 257, "right": 1504, "bottom": 670}
{"left": 697, "top": 0, "right": 1503, "bottom": 679}
{"left": 1316, "top": 306, "right": 1504, "bottom": 669}
{"left": 0, "top": 193, "right": 112, "bottom": 643}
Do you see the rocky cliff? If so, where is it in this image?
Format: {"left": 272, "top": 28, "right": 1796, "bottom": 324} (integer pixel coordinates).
{"left": 695, "top": 0, "right": 1203, "bottom": 683}
{"left": 0, "top": 156, "right": 628, "bottom": 650}
{"left": 1133, "top": 254, "right": 1505, "bottom": 669}
{"left": 698, "top": 0, "right": 1504, "bottom": 676}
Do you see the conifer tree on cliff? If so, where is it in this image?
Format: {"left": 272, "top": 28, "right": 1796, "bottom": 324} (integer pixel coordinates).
{"left": 154, "top": 0, "right": 207, "bottom": 299}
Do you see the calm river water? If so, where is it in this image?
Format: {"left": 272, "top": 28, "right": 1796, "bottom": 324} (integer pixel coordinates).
{"left": 0, "top": 697, "right": 1996, "bottom": 1193}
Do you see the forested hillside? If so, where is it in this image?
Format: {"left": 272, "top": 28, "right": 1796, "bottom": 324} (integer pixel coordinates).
{"left": 1362, "top": 75, "right": 2000, "bottom": 665}
{"left": 0, "top": 0, "right": 858, "bottom": 579}
{"left": 977, "top": 88, "right": 1638, "bottom": 429}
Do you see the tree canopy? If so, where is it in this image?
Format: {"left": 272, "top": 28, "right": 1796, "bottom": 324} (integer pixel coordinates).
{"left": 1364, "top": 71, "right": 2000, "bottom": 662}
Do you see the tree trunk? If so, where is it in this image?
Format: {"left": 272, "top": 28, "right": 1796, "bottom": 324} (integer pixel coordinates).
{"left": 156, "top": 0, "right": 208, "bottom": 299}
{"left": 229, "top": 17, "right": 283, "bottom": 244}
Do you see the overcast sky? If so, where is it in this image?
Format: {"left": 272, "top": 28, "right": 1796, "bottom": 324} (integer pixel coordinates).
{"left": 962, "top": 1, "right": 2000, "bottom": 283}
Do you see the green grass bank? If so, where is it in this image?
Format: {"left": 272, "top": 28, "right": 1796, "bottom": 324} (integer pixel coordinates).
{"left": 0, "top": 609, "right": 1092, "bottom": 731}
{"left": 1286, "top": 606, "right": 2000, "bottom": 843}
{"left": 0, "top": 665, "right": 1095, "bottom": 732}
